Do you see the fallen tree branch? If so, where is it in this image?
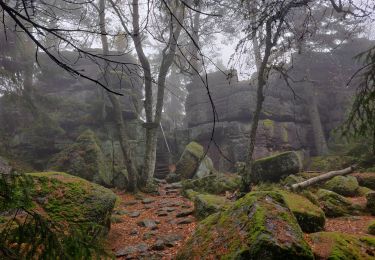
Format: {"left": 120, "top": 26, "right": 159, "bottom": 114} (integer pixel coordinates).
{"left": 290, "top": 165, "right": 357, "bottom": 191}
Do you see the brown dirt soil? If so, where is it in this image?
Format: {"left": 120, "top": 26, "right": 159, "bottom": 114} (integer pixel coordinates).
{"left": 106, "top": 183, "right": 197, "bottom": 259}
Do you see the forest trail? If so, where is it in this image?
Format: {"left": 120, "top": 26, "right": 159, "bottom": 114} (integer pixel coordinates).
{"left": 106, "top": 181, "right": 196, "bottom": 259}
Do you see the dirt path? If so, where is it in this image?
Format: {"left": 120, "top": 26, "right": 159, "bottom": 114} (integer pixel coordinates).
{"left": 106, "top": 182, "right": 196, "bottom": 259}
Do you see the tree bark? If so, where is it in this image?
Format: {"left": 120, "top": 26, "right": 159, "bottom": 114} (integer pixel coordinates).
{"left": 98, "top": 0, "right": 138, "bottom": 191}
{"left": 291, "top": 165, "right": 356, "bottom": 191}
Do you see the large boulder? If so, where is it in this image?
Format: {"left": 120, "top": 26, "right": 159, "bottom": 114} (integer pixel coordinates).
{"left": 308, "top": 232, "right": 375, "bottom": 259}
{"left": 279, "top": 190, "right": 325, "bottom": 233}
{"left": 193, "top": 193, "right": 232, "bottom": 219}
{"left": 323, "top": 175, "right": 359, "bottom": 196}
{"left": 316, "top": 189, "right": 354, "bottom": 217}
{"left": 177, "top": 191, "right": 313, "bottom": 259}
{"left": 352, "top": 172, "right": 375, "bottom": 190}
{"left": 251, "top": 151, "right": 302, "bottom": 183}
{"left": 15, "top": 172, "right": 115, "bottom": 235}
{"left": 48, "top": 130, "right": 113, "bottom": 187}
{"left": 175, "top": 142, "right": 205, "bottom": 179}
{"left": 182, "top": 173, "right": 241, "bottom": 195}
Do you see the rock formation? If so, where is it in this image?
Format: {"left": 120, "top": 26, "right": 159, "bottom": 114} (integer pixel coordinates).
{"left": 183, "top": 39, "right": 374, "bottom": 171}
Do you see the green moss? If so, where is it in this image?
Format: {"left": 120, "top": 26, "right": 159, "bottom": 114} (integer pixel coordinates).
{"left": 262, "top": 119, "right": 275, "bottom": 136}
{"left": 308, "top": 156, "right": 355, "bottom": 172}
{"left": 357, "top": 186, "right": 373, "bottom": 196}
{"left": 316, "top": 189, "right": 354, "bottom": 217}
{"left": 281, "top": 124, "right": 288, "bottom": 142}
{"left": 367, "top": 221, "right": 375, "bottom": 235}
{"left": 177, "top": 191, "right": 313, "bottom": 259}
{"left": 27, "top": 172, "right": 116, "bottom": 234}
{"left": 324, "top": 176, "right": 359, "bottom": 196}
{"left": 309, "top": 232, "right": 375, "bottom": 260}
{"left": 279, "top": 190, "right": 325, "bottom": 233}
{"left": 194, "top": 194, "right": 232, "bottom": 219}
{"left": 185, "top": 141, "right": 204, "bottom": 159}
{"left": 182, "top": 173, "right": 241, "bottom": 195}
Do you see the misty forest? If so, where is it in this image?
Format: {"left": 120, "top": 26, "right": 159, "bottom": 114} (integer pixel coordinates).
{"left": 1, "top": 0, "right": 375, "bottom": 259}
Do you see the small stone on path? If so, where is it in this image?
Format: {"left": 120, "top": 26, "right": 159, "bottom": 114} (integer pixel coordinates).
{"left": 128, "top": 211, "right": 140, "bottom": 218}
{"left": 142, "top": 198, "right": 156, "bottom": 204}
{"left": 115, "top": 243, "right": 148, "bottom": 257}
{"left": 137, "top": 219, "right": 158, "bottom": 230}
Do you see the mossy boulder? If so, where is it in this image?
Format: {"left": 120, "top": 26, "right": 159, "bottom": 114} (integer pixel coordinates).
{"left": 357, "top": 186, "right": 373, "bottom": 196}
{"left": 194, "top": 194, "right": 232, "bottom": 219}
{"left": 308, "top": 232, "right": 375, "bottom": 259}
{"left": 323, "top": 175, "right": 359, "bottom": 197}
{"left": 279, "top": 190, "right": 325, "bottom": 233}
{"left": 48, "top": 130, "right": 112, "bottom": 187}
{"left": 282, "top": 174, "right": 305, "bottom": 186}
{"left": 28, "top": 172, "right": 117, "bottom": 235}
{"left": 352, "top": 172, "right": 375, "bottom": 190}
{"left": 316, "top": 189, "right": 354, "bottom": 217}
{"left": 177, "top": 191, "right": 313, "bottom": 259}
{"left": 308, "top": 155, "right": 355, "bottom": 172}
{"left": 368, "top": 221, "right": 375, "bottom": 235}
{"left": 251, "top": 151, "right": 302, "bottom": 183}
{"left": 366, "top": 192, "right": 375, "bottom": 215}
{"left": 182, "top": 173, "right": 241, "bottom": 195}
{"left": 175, "top": 142, "right": 205, "bottom": 179}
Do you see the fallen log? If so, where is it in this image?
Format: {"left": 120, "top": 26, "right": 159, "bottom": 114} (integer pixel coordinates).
{"left": 290, "top": 165, "right": 357, "bottom": 191}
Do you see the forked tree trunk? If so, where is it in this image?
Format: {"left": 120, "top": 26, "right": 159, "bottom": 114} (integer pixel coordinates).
{"left": 98, "top": 0, "right": 138, "bottom": 191}
{"left": 291, "top": 165, "right": 356, "bottom": 191}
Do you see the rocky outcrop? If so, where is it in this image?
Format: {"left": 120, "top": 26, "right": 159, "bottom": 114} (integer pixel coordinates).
{"left": 177, "top": 191, "right": 313, "bottom": 259}
{"left": 193, "top": 193, "right": 232, "bottom": 219}
{"left": 183, "top": 40, "right": 373, "bottom": 171}
{"left": 251, "top": 151, "right": 302, "bottom": 183}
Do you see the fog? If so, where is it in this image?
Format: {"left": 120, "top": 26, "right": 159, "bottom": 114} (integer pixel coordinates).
{"left": 1, "top": 0, "right": 375, "bottom": 259}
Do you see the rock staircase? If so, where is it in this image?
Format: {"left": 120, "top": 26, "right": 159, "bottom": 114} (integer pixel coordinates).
{"left": 154, "top": 151, "right": 171, "bottom": 179}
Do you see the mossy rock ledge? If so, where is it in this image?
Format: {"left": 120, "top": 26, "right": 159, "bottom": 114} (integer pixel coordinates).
{"left": 251, "top": 151, "right": 302, "bottom": 183}
{"left": 316, "top": 189, "right": 355, "bottom": 217}
{"left": 177, "top": 191, "right": 313, "bottom": 260}
{"left": 366, "top": 192, "right": 375, "bottom": 215}
{"left": 28, "top": 172, "right": 117, "bottom": 235}
{"left": 279, "top": 190, "right": 325, "bottom": 233}
{"left": 182, "top": 173, "right": 241, "bottom": 195}
{"left": 308, "top": 232, "right": 375, "bottom": 259}
{"left": 323, "top": 175, "right": 359, "bottom": 197}
{"left": 193, "top": 193, "right": 232, "bottom": 220}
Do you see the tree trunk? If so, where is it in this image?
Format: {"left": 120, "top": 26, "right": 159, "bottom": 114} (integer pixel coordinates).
{"left": 305, "top": 84, "right": 329, "bottom": 155}
{"left": 291, "top": 165, "right": 356, "bottom": 191}
{"left": 98, "top": 0, "right": 138, "bottom": 191}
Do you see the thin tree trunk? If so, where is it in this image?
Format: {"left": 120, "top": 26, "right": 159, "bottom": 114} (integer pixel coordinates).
{"left": 305, "top": 84, "right": 329, "bottom": 155}
{"left": 243, "top": 18, "right": 274, "bottom": 192}
{"left": 98, "top": 0, "right": 138, "bottom": 191}
{"left": 291, "top": 165, "right": 356, "bottom": 191}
